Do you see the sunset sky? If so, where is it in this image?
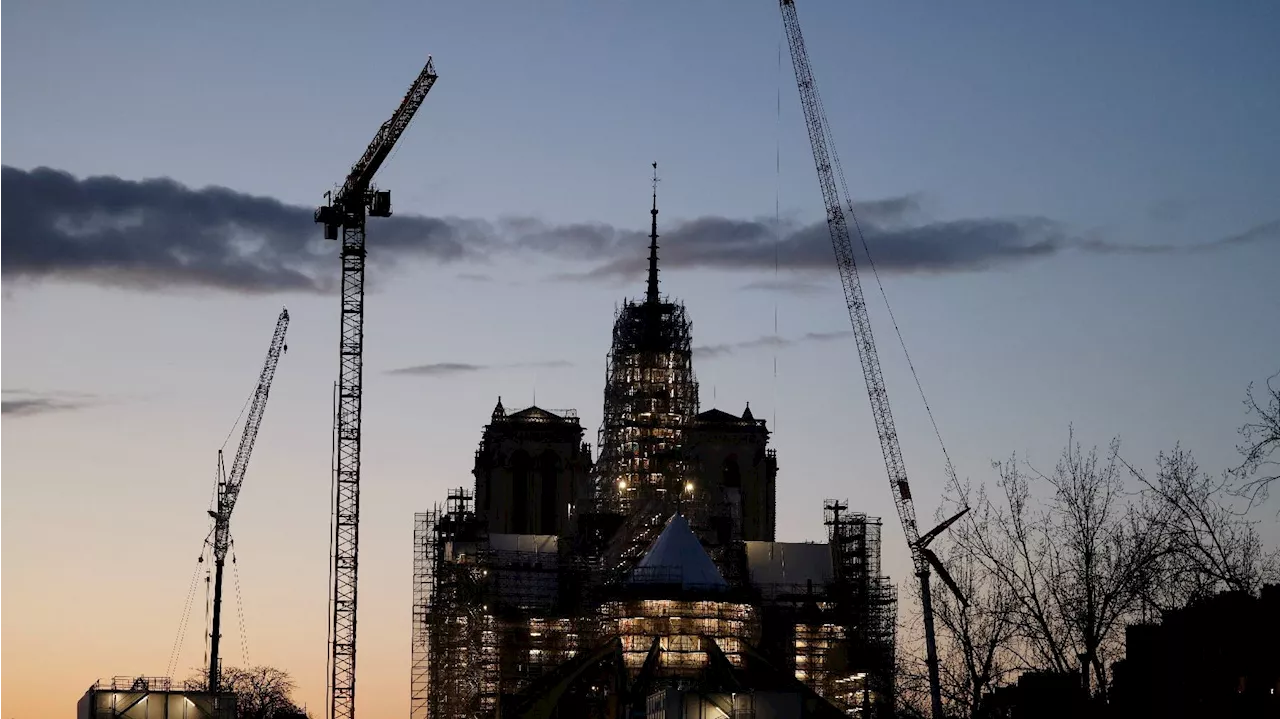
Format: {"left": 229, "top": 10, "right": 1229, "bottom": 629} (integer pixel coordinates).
{"left": 3, "top": 1, "right": 1279, "bottom": 717}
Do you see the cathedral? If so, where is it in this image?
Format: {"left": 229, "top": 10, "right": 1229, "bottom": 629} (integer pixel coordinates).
{"left": 411, "top": 177, "right": 897, "bottom": 719}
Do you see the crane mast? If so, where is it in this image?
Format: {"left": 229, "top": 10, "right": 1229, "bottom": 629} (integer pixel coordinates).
{"left": 314, "top": 55, "right": 438, "bottom": 719}
{"left": 208, "top": 307, "right": 290, "bottom": 694}
{"left": 778, "top": 2, "right": 965, "bottom": 717}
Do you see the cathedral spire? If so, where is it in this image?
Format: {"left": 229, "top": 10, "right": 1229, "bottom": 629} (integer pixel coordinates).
{"left": 646, "top": 162, "right": 660, "bottom": 305}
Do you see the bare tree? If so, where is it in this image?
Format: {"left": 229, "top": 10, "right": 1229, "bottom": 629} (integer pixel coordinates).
{"left": 909, "top": 424, "right": 1279, "bottom": 713}
{"left": 1128, "top": 445, "right": 1277, "bottom": 610}
{"left": 929, "top": 478, "right": 1020, "bottom": 719}
{"left": 956, "top": 431, "right": 1167, "bottom": 701}
{"left": 1235, "top": 370, "right": 1280, "bottom": 509}
{"left": 187, "top": 665, "right": 310, "bottom": 719}
{"left": 892, "top": 624, "right": 933, "bottom": 719}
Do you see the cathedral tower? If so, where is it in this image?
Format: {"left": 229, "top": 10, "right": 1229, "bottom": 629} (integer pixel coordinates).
{"left": 594, "top": 164, "right": 700, "bottom": 519}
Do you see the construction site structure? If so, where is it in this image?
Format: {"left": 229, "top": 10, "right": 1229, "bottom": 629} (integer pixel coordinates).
{"left": 315, "top": 55, "right": 439, "bottom": 719}
{"left": 78, "top": 677, "right": 236, "bottom": 719}
{"left": 594, "top": 165, "right": 700, "bottom": 522}
{"left": 411, "top": 178, "right": 897, "bottom": 719}
{"left": 778, "top": 3, "right": 966, "bottom": 717}
{"left": 207, "top": 308, "right": 289, "bottom": 697}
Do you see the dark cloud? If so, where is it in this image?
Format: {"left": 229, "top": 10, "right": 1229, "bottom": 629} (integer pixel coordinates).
{"left": 1076, "top": 219, "right": 1280, "bottom": 255}
{"left": 693, "top": 330, "right": 850, "bottom": 359}
{"left": 387, "top": 362, "right": 486, "bottom": 376}
{"left": 1, "top": 390, "right": 97, "bottom": 417}
{"left": 1, "top": 166, "right": 484, "bottom": 293}
{"left": 544, "top": 215, "right": 1071, "bottom": 281}
{"left": 386, "top": 359, "right": 574, "bottom": 377}
{"left": 6, "top": 166, "right": 1274, "bottom": 295}
{"left": 456, "top": 272, "right": 493, "bottom": 283}
{"left": 548, "top": 214, "right": 1279, "bottom": 282}
{"left": 851, "top": 194, "right": 926, "bottom": 226}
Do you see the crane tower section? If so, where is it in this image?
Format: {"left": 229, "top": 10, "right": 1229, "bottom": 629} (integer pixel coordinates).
{"left": 314, "top": 56, "right": 439, "bottom": 719}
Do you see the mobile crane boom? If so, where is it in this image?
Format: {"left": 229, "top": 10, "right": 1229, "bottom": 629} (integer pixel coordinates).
{"left": 778, "top": 3, "right": 966, "bottom": 716}
{"left": 208, "top": 307, "right": 290, "bottom": 694}
{"left": 314, "top": 55, "right": 439, "bottom": 719}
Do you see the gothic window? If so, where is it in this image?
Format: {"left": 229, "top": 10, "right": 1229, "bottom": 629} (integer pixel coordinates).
{"left": 540, "top": 450, "right": 560, "bottom": 535}
{"left": 511, "top": 450, "right": 531, "bottom": 534}
{"left": 723, "top": 454, "right": 741, "bottom": 488}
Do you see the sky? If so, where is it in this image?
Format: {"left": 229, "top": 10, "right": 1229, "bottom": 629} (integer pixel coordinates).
{"left": 3, "top": 0, "right": 1279, "bottom": 717}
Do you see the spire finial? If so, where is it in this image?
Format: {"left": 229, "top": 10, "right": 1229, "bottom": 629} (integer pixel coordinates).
{"left": 646, "top": 162, "right": 661, "bottom": 305}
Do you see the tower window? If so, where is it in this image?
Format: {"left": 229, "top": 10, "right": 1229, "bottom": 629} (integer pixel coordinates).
{"left": 723, "top": 455, "right": 741, "bottom": 488}
{"left": 511, "top": 450, "right": 531, "bottom": 534}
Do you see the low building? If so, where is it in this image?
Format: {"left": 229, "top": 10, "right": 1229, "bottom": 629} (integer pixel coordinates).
{"left": 77, "top": 676, "right": 236, "bottom": 719}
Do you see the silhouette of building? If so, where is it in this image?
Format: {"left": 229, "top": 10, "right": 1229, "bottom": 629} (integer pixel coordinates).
{"left": 1109, "top": 583, "right": 1280, "bottom": 719}
{"left": 411, "top": 176, "right": 896, "bottom": 719}
{"left": 980, "top": 671, "right": 1086, "bottom": 719}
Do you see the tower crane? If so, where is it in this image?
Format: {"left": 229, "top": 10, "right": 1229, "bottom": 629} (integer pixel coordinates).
{"left": 314, "top": 55, "right": 439, "bottom": 719}
{"left": 778, "top": 2, "right": 967, "bottom": 717}
{"left": 207, "top": 307, "right": 290, "bottom": 694}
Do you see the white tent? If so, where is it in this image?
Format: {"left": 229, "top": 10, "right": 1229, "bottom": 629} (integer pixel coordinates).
{"left": 628, "top": 514, "right": 727, "bottom": 590}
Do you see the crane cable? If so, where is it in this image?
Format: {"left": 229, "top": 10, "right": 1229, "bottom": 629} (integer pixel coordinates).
{"left": 232, "top": 540, "right": 252, "bottom": 668}
{"left": 773, "top": 21, "right": 782, "bottom": 433}
{"left": 803, "top": 34, "right": 959, "bottom": 491}
{"left": 165, "top": 533, "right": 211, "bottom": 680}
{"left": 221, "top": 383, "right": 257, "bottom": 453}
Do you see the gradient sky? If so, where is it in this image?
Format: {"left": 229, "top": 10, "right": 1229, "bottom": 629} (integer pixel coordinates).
{"left": 3, "top": 1, "right": 1279, "bottom": 717}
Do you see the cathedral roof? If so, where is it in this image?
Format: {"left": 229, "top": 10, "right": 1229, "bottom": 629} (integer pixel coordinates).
{"left": 627, "top": 514, "right": 728, "bottom": 590}
{"left": 695, "top": 408, "right": 743, "bottom": 423}
{"left": 501, "top": 405, "right": 579, "bottom": 424}
{"left": 693, "top": 407, "right": 767, "bottom": 432}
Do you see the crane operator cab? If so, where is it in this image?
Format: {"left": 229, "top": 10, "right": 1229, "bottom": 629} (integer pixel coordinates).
{"left": 369, "top": 190, "right": 392, "bottom": 217}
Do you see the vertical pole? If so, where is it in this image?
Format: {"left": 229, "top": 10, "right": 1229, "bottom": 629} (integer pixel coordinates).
{"left": 209, "top": 557, "right": 225, "bottom": 693}
{"left": 919, "top": 569, "right": 944, "bottom": 719}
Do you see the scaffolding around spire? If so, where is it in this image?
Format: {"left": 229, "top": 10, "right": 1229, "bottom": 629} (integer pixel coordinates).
{"left": 646, "top": 162, "right": 660, "bottom": 305}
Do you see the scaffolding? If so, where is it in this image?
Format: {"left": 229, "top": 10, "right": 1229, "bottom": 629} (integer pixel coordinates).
{"left": 423, "top": 487, "right": 608, "bottom": 719}
{"left": 600, "top": 597, "right": 760, "bottom": 675}
{"left": 414, "top": 244, "right": 898, "bottom": 717}
{"left": 820, "top": 500, "right": 897, "bottom": 717}
{"left": 424, "top": 488, "right": 491, "bottom": 719}
{"left": 596, "top": 298, "right": 699, "bottom": 518}
{"left": 411, "top": 511, "right": 436, "bottom": 719}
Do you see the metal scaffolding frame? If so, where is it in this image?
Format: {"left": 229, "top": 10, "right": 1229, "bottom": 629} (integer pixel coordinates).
{"left": 595, "top": 299, "right": 699, "bottom": 517}
{"left": 600, "top": 597, "right": 760, "bottom": 675}
{"left": 411, "top": 224, "right": 899, "bottom": 717}
{"left": 411, "top": 511, "right": 436, "bottom": 719}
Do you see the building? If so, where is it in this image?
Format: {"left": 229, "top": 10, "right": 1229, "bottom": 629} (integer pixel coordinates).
{"left": 77, "top": 676, "right": 236, "bottom": 719}
{"left": 412, "top": 180, "right": 896, "bottom": 719}
{"left": 1108, "top": 584, "right": 1280, "bottom": 719}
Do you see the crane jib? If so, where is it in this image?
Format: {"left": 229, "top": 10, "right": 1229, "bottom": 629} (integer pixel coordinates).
{"left": 336, "top": 58, "right": 438, "bottom": 204}
{"left": 211, "top": 307, "right": 290, "bottom": 562}
{"left": 780, "top": 2, "right": 964, "bottom": 717}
